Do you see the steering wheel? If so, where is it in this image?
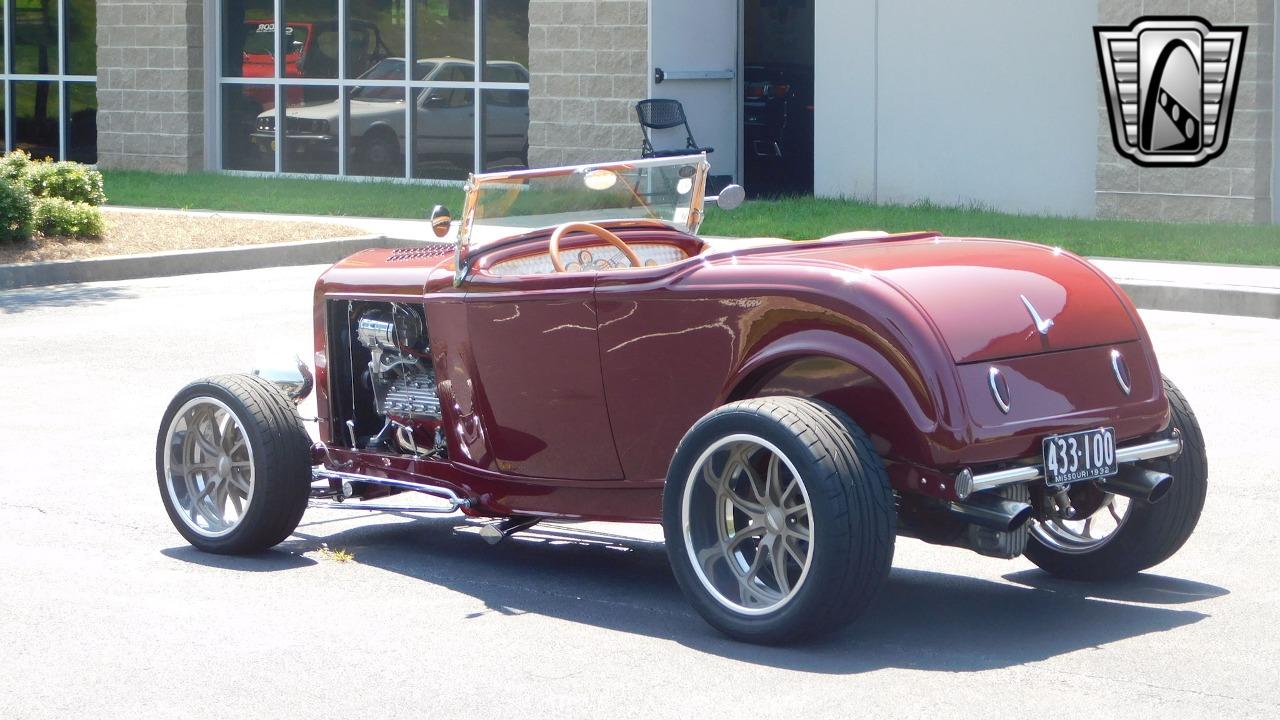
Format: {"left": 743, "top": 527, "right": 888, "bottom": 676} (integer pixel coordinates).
{"left": 548, "top": 222, "right": 642, "bottom": 273}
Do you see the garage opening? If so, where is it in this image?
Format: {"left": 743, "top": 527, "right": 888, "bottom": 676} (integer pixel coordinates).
{"left": 742, "top": 0, "right": 815, "bottom": 197}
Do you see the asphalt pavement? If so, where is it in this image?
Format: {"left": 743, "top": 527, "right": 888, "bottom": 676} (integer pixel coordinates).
{"left": 1, "top": 265, "right": 1278, "bottom": 719}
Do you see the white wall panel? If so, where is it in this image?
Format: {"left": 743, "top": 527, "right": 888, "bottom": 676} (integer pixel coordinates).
{"left": 815, "top": 0, "right": 1098, "bottom": 218}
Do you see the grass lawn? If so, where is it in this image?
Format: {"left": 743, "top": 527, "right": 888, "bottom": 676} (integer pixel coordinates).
{"left": 103, "top": 171, "right": 1280, "bottom": 266}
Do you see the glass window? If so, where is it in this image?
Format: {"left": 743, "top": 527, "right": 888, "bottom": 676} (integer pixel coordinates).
{"left": 64, "top": 0, "right": 96, "bottom": 76}
{"left": 66, "top": 81, "right": 96, "bottom": 163}
{"left": 216, "top": 1, "right": 529, "bottom": 178}
{"left": 2, "top": 2, "right": 96, "bottom": 161}
{"left": 414, "top": 0, "right": 473, "bottom": 66}
{"left": 12, "top": 0, "right": 59, "bottom": 75}
{"left": 284, "top": 0, "right": 340, "bottom": 80}
{"left": 12, "top": 81, "right": 59, "bottom": 159}
{"left": 349, "top": 86, "right": 405, "bottom": 177}
{"left": 347, "top": 1, "right": 405, "bottom": 80}
{"left": 351, "top": 58, "right": 408, "bottom": 100}
{"left": 223, "top": 1, "right": 276, "bottom": 78}
{"left": 222, "top": 84, "right": 276, "bottom": 171}
{"left": 481, "top": 88, "right": 528, "bottom": 172}
{"left": 413, "top": 86, "right": 473, "bottom": 180}
{"left": 483, "top": 0, "right": 529, "bottom": 80}
{"left": 282, "top": 84, "right": 339, "bottom": 174}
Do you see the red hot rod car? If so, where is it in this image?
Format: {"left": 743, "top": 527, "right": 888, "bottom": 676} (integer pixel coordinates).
{"left": 157, "top": 154, "right": 1206, "bottom": 644}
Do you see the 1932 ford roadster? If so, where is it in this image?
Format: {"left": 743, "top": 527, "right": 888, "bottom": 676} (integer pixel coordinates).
{"left": 157, "top": 154, "right": 1206, "bottom": 644}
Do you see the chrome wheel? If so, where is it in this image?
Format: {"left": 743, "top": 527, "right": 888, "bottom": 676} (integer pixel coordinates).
{"left": 162, "top": 397, "right": 255, "bottom": 538}
{"left": 1031, "top": 493, "right": 1132, "bottom": 554}
{"left": 681, "top": 434, "right": 814, "bottom": 615}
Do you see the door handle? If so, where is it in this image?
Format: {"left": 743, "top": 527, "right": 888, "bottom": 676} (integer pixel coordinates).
{"left": 654, "top": 67, "right": 665, "bottom": 85}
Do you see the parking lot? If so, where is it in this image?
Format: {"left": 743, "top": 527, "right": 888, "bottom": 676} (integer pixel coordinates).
{"left": 2, "top": 265, "right": 1278, "bottom": 719}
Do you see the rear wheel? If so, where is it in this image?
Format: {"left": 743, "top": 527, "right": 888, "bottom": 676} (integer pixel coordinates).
{"left": 663, "top": 397, "right": 895, "bottom": 644}
{"left": 156, "top": 374, "right": 313, "bottom": 554}
{"left": 1026, "top": 376, "right": 1207, "bottom": 580}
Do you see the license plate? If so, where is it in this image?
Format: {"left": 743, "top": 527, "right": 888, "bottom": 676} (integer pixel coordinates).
{"left": 1042, "top": 427, "right": 1118, "bottom": 486}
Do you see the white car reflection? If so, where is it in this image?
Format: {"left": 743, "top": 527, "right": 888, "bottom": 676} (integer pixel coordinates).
{"left": 252, "top": 58, "right": 530, "bottom": 174}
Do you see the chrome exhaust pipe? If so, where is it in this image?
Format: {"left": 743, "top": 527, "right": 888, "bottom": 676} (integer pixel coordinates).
{"left": 947, "top": 493, "right": 1034, "bottom": 532}
{"left": 1101, "top": 466, "right": 1174, "bottom": 504}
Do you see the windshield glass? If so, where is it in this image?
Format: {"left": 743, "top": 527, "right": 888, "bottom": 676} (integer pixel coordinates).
{"left": 463, "top": 155, "right": 709, "bottom": 241}
{"left": 350, "top": 58, "right": 413, "bottom": 101}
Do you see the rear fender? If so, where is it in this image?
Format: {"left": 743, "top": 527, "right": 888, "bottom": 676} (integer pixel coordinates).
{"left": 722, "top": 329, "right": 964, "bottom": 467}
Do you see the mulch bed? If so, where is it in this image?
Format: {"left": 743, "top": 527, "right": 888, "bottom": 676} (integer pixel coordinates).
{"left": 0, "top": 209, "right": 365, "bottom": 265}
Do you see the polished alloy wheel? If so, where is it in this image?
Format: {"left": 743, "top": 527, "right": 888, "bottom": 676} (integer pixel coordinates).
{"left": 1031, "top": 493, "right": 1132, "bottom": 554}
{"left": 162, "top": 397, "right": 255, "bottom": 538}
{"left": 682, "top": 434, "right": 814, "bottom": 615}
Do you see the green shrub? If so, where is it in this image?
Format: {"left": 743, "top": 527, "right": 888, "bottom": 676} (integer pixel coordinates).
{"left": 32, "top": 197, "right": 105, "bottom": 239}
{"left": 0, "top": 150, "right": 34, "bottom": 187}
{"left": 0, "top": 178, "right": 35, "bottom": 243}
{"left": 26, "top": 161, "right": 107, "bottom": 206}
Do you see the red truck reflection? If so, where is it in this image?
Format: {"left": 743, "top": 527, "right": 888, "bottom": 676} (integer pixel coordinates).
{"left": 239, "top": 19, "right": 391, "bottom": 108}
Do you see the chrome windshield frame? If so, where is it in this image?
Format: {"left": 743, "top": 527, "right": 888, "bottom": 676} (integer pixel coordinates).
{"left": 453, "top": 154, "right": 710, "bottom": 286}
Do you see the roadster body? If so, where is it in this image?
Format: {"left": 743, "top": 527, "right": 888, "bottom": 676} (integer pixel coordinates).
{"left": 157, "top": 154, "right": 1206, "bottom": 643}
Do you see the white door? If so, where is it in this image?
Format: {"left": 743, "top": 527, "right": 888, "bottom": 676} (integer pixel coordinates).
{"left": 648, "top": 1, "right": 740, "bottom": 181}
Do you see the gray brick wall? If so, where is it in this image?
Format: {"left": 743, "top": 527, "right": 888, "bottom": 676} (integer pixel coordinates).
{"left": 96, "top": 1, "right": 204, "bottom": 172}
{"left": 528, "top": 0, "right": 648, "bottom": 167}
{"left": 1096, "top": 0, "right": 1275, "bottom": 222}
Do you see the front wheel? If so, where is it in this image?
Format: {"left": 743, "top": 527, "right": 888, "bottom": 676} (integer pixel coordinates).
{"left": 663, "top": 397, "right": 896, "bottom": 644}
{"left": 156, "top": 374, "right": 313, "bottom": 554}
{"left": 1026, "top": 376, "right": 1208, "bottom": 580}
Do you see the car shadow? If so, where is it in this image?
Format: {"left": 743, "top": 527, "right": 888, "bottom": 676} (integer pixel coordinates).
{"left": 0, "top": 283, "right": 137, "bottom": 314}
{"left": 274, "top": 514, "right": 1217, "bottom": 673}
{"left": 160, "top": 545, "right": 318, "bottom": 571}
{"left": 1002, "top": 568, "right": 1229, "bottom": 605}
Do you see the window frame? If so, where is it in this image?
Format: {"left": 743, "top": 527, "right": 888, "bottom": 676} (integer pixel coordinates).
{"left": 213, "top": 0, "right": 530, "bottom": 181}
{"left": 0, "top": 0, "right": 97, "bottom": 160}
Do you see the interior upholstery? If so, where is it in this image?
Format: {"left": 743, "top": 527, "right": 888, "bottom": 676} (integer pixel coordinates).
{"left": 487, "top": 242, "right": 689, "bottom": 276}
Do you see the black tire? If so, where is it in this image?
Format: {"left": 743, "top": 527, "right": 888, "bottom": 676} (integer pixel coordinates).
{"left": 1026, "top": 375, "right": 1208, "bottom": 580}
{"left": 662, "top": 396, "right": 896, "bottom": 644}
{"left": 156, "top": 374, "right": 313, "bottom": 554}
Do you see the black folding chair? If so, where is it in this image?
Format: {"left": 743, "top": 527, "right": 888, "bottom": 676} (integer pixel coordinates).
{"left": 635, "top": 99, "right": 715, "bottom": 158}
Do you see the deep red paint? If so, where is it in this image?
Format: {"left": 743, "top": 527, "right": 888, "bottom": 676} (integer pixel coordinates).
{"left": 312, "top": 222, "right": 1170, "bottom": 521}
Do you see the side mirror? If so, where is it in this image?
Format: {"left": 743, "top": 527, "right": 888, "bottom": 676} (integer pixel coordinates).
{"left": 422, "top": 92, "right": 448, "bottom": 109}
{"left": 429, "top": 205, "right": 452, "bottom": 238}
{"left": 711, "top": 184, "right": 746, "bottom": 211}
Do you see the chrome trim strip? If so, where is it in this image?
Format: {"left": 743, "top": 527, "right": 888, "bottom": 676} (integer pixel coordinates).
{"left": 470, "top": 153, "right": 711, "bottom": 184}
{"left": 1019, "top": 294, "right": 1055, "bottom": 335}
{"left": 964, "top": 431, "right": 1183, "bottom": 495}
{"left": 312, "top": 469, "right": 469, "bottom": 510}
{"left": 307, "top": 502, "right": 456, "bottom": 514}
{"left": 988, "top": 367, "right": 1011, "bottom": 414}
{"left": 1110, "top": 349, "right": 1133, "bottom": 395}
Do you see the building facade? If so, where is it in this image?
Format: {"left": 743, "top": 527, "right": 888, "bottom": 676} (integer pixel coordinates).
{"left": 1, "top": 0, "right": 1275, "bottom": 223}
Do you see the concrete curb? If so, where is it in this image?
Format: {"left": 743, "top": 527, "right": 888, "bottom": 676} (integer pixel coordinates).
{"left": 0, "top": 234, "right": 403, "bottom": 291}
{"left": 1116, "top": 281, "right": 1280, "bottom": 320}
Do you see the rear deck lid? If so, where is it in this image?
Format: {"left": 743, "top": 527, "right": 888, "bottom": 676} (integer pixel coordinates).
{"left": 777, "top": 236, "right": 1139, "bottom": 363}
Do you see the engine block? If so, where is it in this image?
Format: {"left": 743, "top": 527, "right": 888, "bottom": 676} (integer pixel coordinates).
{"left": 382, "top": 373, "right": 441, "bottom": 418}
